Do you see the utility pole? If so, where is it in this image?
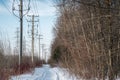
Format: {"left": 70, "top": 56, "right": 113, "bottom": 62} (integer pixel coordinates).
{"left": 23, "top": 36, "right": 26, "bottom": 55}
{"left": 16, "top": 27, "right": 19, "bottom": 49}
{"left": 12, "top": 0, "right": 30, "bottom": 65}
{"left": 44, "top": 49, "right": 47, "bottom": 63}
{"left": 27, "top": 15, "right": 39, "bottom": 63}
{"left": 15, "top": 27, "right": 20, "bottom": 54}
{"left": 38, "top": 34, "right": 43, "bottom": 60}
{"left": 32, "top": 15, "right": 34, "bottom": 63}
{"left": 41, "top": 44, "right": 45, "bottom": 64}
{"left": 19, "top": 0, "right": 23, "bottom": 65}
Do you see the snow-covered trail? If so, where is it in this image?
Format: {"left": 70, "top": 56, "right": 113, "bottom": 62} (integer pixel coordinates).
{"left": 10, "top": 64, "right": 77, "bottom": 80}
{"left": 9, "top": 64, "right": 120, "bottom": 80}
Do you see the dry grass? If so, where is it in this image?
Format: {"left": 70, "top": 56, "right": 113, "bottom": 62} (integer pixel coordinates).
{"left": 0, "top": 55, "right": 44, "bottom": 80}
{"left": 0, "top": 37, "right": 44, "bottom": 80}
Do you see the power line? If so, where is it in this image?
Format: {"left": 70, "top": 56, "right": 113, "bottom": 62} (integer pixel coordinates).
{"left": 31, "top": 0, "right": 38, "bottom": 15}
{"left": 34, "top": 0, "right": 39, "bottom": 15}
{"left": 21, "top": 0, "right": 31, "bottom": 21}
{"left": 32, "top": 0, "right": 36, "bottom": 14}
{"left": 29, "top": 0, "right": 34, "bottom": 14}
{"left": 1, "top": 0, "right": 13, "bottom": 15}
{"left": 12, "top": 0, "right": 30, "bottom": 18}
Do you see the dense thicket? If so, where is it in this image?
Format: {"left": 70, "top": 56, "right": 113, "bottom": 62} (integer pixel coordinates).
{"left": 0, "top": 44, "right": 43, "bottom": 80}
{"left": 0, "top": 33, "right": 44, "bottom": 80}
{"left": 51, "top": 0, "right": 120, "bottom": 80}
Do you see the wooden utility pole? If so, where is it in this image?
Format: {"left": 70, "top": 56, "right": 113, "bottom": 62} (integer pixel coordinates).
{"left": 19, "top": 0, "right": 23, "bottom": 65}
{"left": 23, "top": 36, "right": 26, "bottom": 55}
{"left": 15, "top": 27, "right": 20, "bottom": 54}
{"left": 38, "top": 34, "right": 43, "bottom": 60}
{"left": 12, "top": 0, "right": 30, "bottom": 65}
{"left": 32, "top": 15, "right": 35, "bottom": 63}
{"left": 41, "top": 44, "right": 45, "bottom": 64}
{"left": 42, "top": 44, "right": 44, "bottom": 60}
{"left": 27, "top": 15, "right": 39, "bottom": 63}
{"left": 44, "top": 49, "right": 47, "bottom": 63}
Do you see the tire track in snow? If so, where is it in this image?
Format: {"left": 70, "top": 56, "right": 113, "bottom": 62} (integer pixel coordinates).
{"left": 55, "top": 71, "right": 60, "bottom": 80}
{"left": 41, "top": 69, "right": 60, "bottom": 80}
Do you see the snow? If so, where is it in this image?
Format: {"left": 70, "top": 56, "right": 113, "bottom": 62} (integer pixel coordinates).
{"left": 10, "top": 64, "right": 78, "bottom": 80}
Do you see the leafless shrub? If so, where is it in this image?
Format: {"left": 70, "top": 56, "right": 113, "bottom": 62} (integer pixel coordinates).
{"left": 50, "top": 0, "right": 120, "bottom": 80}
{"left": 0, "top": 31, "right": 44, "bottom": 79}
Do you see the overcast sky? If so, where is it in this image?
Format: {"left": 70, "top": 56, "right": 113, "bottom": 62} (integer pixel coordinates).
{"left": 0, "top": 0, "right": 57, "bottom": 59}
